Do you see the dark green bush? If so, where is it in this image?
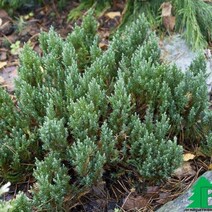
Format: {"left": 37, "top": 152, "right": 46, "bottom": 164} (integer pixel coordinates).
{"left": 0, "top": 0, "right": 35, "bottom": 8}
{"left": 0, "top": 0, "right": 66, "bottom": 14}
{"left": 67, "top": 0, "right": 112, "bottom": 21}
{"left": 0, "top": 0, "right": 41, "bottom": 13}
{"left": 0, "top": 11, "right": 211, "bottom": 210}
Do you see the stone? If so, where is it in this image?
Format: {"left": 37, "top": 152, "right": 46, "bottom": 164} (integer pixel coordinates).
{"left": 160, "top": 34, "right": 212, "bottom": 93}
{"left": 156, "top": 171, "right": 212, "bottom": 212}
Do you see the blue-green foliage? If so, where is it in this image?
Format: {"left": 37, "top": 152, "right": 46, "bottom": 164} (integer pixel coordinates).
{"left": 69, "top": 136, "right": 106, "bottom": 186}
{"left": 0, "top": 11, "right": 211, "bottom": 210}
{"left": 33, "top": 152, "right": 70, "bottom": 211}
{"left": 0, "top": 187, "right": 32, "bottom": 212}
{"left": 129, "top": 113, "right": 182, "bottom": 179}
{"left": 11, "top": 192, "right": 32, "bottom": 212}
{"left": 39, "top": 117, "right": 68, "bottom": 157}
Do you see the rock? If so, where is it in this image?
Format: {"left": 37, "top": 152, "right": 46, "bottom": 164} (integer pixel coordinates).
{"left": 160, "top": 34, "right": 212, "bottom": 92}
{"left": 156, "top": 171, "right": 212, "bottom": 212}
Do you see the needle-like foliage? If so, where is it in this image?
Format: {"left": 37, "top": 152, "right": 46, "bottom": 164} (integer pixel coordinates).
{"left": 0, "top": 11, "right": 211, "bottom": 210}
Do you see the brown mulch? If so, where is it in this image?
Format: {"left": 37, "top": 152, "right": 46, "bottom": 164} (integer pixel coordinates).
{"left": 0, "top": 1, "right": 211, "bottom": 211}
{"left": 69, "top": 156, "right": 210, "bottom": 212}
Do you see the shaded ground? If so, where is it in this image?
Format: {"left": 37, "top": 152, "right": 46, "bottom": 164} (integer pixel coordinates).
{"left": 0, "top": 1, "right": 212, "bottom": 211}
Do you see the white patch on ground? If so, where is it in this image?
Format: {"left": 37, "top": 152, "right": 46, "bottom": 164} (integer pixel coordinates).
{"left": 160, "top": 34, "right": 212, "bottom": 92}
